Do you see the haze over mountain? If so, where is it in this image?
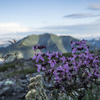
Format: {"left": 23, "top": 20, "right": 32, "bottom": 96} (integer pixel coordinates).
{"left": 0, "top": 33, "right": 95, "bottom": 62}
{"left": 88, "top": 37, "right": 100, "bottom": 50}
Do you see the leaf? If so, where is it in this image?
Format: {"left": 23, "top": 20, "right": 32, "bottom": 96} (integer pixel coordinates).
{"left": 47, "top": 76, "right": 52, "bottom": 83}
{"left": 43, "top": 75, "right": 46, "bottom": 81}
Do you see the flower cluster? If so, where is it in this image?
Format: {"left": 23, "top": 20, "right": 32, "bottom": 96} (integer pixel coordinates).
{"left": 32, "top": 44, "right": 46, "bottom": 52}
{"left": 32, "top": 40, "right": 100, "bottom": 98}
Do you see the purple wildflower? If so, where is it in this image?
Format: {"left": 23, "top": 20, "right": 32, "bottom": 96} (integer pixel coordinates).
{"left": 60, "top": 56, "right": 66, "bottom": 63}
{"left": 48, "top": 59, "right": 56, "bottom": 68}
{"left": 35, "top": 64, "right": 41, "bottom": 72}
{"left": 72, "top": 47, "right": 77, "bottom": 54}
{"left": 32, "top": 52, "right": 44, "bottom": 62}
{"left": 32, "top": 44, "right": 47, "bottom": 52}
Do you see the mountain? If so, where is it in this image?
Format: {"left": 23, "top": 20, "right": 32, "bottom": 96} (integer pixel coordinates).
{"left": 0, "top": 33, "right": 95, "bottom": 62}
{"left": 0, "top": 41, "right": 9, "bottom": 47}
{"left": 87, "top": 37, "right": 100, "bottom": 50}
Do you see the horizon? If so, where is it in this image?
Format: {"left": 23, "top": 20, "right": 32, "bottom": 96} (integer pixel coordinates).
{"left": 0, "top": 0, "right": 100, "bottom": 46}
{"left": 0, "top": 33, "right": 99, "bottom": 48}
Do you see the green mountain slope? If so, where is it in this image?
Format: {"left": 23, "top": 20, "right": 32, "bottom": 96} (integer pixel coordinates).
{"left": 0, "top": 33, "right": 95, "bottom": 62}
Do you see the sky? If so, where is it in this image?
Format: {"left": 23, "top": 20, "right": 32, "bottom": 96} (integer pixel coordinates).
{"left": 0, "top": 0, "right": 100, "bottom": 45}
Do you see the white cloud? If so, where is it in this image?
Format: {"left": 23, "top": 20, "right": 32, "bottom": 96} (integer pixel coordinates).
{"left": 71, "top": 33, "right": 100, "bottom": 39}
{"left": 36, "top": 28, "right": 70, "bottom": 32}
{"left": 0, "top": 19, "right": 100, "bottom": 42}
{"left": 64, "top": 13, "right": 100, "bottom": 19}
{"left": 89, "top": 3, "right": 100, "bottom": 10}
{"left": 0, "top": 23, "right": 31, "bottom": 34}
{"left": 56, "top": 33, "right": 100, "bottom": 40}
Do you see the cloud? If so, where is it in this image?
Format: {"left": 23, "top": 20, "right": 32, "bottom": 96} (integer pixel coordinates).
{"left": 39, "top": 19, "right": 100, "bottom": 40}
{"left": 0, "top": 41, "right": 5, "bottom": 45}
{"left": 89, "top": 4, "right": 100, "bottom": 10}
{"left": 63, "top": 13, "right": 100, "bottom": 19}
{"left": 56, "top": 33, "right": 100, "bottom": 40}
{"left": 36, "top": 28, "right": 70, "bottom": 32}
{"left": 0, "top": 23, "right": 31, "bottom": 34}
{"left": 0, "top": 19, "right": 100, "bottom": 41}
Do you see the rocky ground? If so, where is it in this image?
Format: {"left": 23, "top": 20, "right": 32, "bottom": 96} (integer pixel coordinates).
{"left": 0, "top": 71, "right": 56, "bottom": 100}
{"left": 0, "top": 58, "right": 56, "bottom": 100}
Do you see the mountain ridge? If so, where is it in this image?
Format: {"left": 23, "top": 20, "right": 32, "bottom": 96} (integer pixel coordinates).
{"left": 0, "top": 33, "right": 95, "bottom": 62}
{"left": 88, "top": 38, "right": 100, "bottom": 50}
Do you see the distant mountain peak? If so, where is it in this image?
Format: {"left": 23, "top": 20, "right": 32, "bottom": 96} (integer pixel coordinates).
{"left": 94, "top": 37, "right": 100, "bottom": 41}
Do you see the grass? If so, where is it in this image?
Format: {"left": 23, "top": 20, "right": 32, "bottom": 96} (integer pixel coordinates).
{"left": 0, "top": 62, "right": 15, "bottom": 72}
{"left": 0, "top": 60, "right": 37, "bottom": 77}
{"left": 7, "top": 67, "right": 37, "bottom": 77}
{"left": 61, "top": 84, "right": 100, "bottom": 100}
{"left": 63, "top": 52, "right": 72, "bottom": 57}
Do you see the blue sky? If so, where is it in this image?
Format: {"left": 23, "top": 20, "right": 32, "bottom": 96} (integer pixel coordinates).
{"left": 0, "top": 0, "right": 100, "bottom": 44}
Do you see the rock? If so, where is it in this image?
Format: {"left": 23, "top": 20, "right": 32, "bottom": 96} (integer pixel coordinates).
{"left": 44, "top": 83, "right": 54, "bottom": 90}
{"left": 18, "top": 93, "right": 26, "bottom": 99}
{"left": 0, "top": 81, "right": 5, "bottom": 88}
{"left": 20, "top": 75, "right": 27, "bottom": 79}
{"left": 46, "top": 90, "right": 52, "bottom": 95}
{"left": 1, "top": 96, "right": 5, "bottom": 100}
{"left": 19, "top": 79, "right": 27, "bottom": 84}
{"left": 12, "top": 92, "right": 16, "bottom": 96}
{"left": 26, "top": 74, "right": 29, "bottom": 78}
{"left": 13, "top": 86, "right": 24, "bottom": 93}
{"left": 0, "top": 72, "right": 6, "bottom": 80}
{"left": 0, "top": 72, "right": 57, "bottom": 100}
{"left": 20, "top": 83, "right": 27, "bottom": 88}
{"left": 4, "top": 79, "right": 14, "bottom": 86}
{"left": 0, "top": 87, "right": 11, "bottom": 96}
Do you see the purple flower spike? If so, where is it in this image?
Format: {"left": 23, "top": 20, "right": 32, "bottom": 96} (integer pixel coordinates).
{"left": 42, "top": 67, "right": 46, "bottom": 70}
{"left": 72, "top": 47, "right": 77, "bottom": 54}
{"left": 32, "top": 55, "right": 37, "bottom": 60}
{"left": 70, "top": 41, "right": 75, "bottom": 48}
{"left": 32, "top": 52, "right": 44, "bottom": 62}
{"left": 57, "top": 65, "right": 64, "bottom": 72}
{"left": 58, "top": 52, "right": 62, "bottom": 56}
{"left": 32, "top": 45, "right": 38, "bottom": 52}
{"left": 36, "top": 54, "right": 44, "bottom": 62}
{"left": 94, "top": 72, "right": 100, "bottom": 77}
{"left": 32, "top": 44, "right": 47, "bottom": 52}
{"left": 45, "top": 51, "right": 52, "bottom": 60}
{"left": 35, "top": 64, "right": 41, "bottom": 72}
{"left": 60, "top": 56, "right": 66, "bottom": 63}
{"left": 48, "top": 59, "right": 56, "bottom": 68}
{"left": 87, "top": 73, "right": 93, "bottom": 78}
{"left": 38, "top": 45, "right": 47, "bottom": 50}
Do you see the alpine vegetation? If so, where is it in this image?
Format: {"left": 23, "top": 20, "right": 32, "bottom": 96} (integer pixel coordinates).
{"left": 25, "top": 75, "right": 48, "bottom": 100}
{"left": 28, "top": 39, "right": 100, "bottom": 100}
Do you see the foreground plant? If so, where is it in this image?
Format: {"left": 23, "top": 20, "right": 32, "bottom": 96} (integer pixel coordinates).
{"left": 25, "top": 75, "right": 48, "bottom": 100}
{"left": 32, "top": 40, "right": 100, "bottom": 100}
